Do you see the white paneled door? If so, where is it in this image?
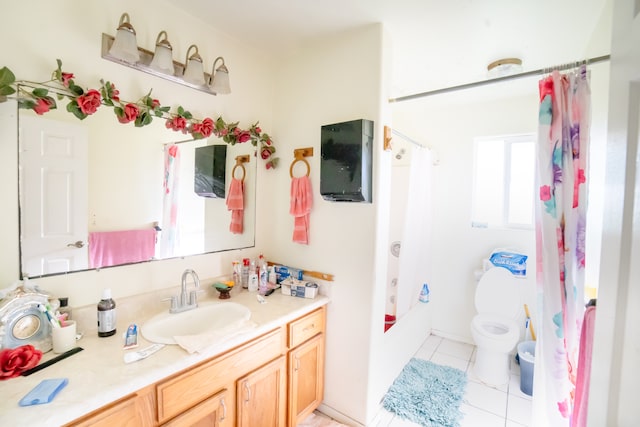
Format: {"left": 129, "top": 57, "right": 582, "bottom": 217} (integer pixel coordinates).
{"left": 19, "top": 115, "right": 88, "bottom": 277}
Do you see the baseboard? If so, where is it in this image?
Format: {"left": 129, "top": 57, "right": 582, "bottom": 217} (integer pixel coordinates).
{"left": 316, "top": 403, "right": 365, "bottom": 427}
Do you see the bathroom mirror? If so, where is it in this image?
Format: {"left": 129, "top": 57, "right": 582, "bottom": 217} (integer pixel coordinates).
{"left": 17, "top": 91, "right": 256, "bottom": 278}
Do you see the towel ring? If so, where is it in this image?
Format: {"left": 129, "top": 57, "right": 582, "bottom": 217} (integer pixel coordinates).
{"left": 290, "top": 147, "right": 314, "bottom": 178}
{"left": 289, "top": 157, "right": 310, "bottom": 178}
{"left": 232, "top": 163, "right": 246, "bottom": 182}
{"left": 232, "top": 154, "right": 250, "bottom": 182}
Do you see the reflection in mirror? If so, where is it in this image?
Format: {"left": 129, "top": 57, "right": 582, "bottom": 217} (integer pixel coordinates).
{"left": 18, "top": 88, "right": 256, "bottom": 278}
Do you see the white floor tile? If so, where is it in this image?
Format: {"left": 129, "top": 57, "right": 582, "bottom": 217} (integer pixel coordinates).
{"left": 459, "top": 403, "right": 506, "bottom": 427}
{"left": 388, "top": 416, "right": 422, "bottom": 427}
{"left": 507, "top": 395, "right": 533, "bottom": 426}
{"left": 464, "top": 381, "right": 508, "bottom": 418}
{"left": 369, "top": 408, "right": 394, "bottom": 427}
{"left": 466, "top": 361, "right": 509, "bottom": 392}
{"left": 437, "top": 339, "right": 475, "bottom": 361}
{"left": 430, "top": 352, "right": 470, "bottom": 371}
{"left": 420, "top": 334, "right": 443, "bottom": 353}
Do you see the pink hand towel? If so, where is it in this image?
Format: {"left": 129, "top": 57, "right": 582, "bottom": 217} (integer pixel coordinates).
{"left": 290, "top": 175, "right": 312, "bottom": 244}
{"left": 226, "top": 178, "right": 244, "bottom": 234}
{"left": 89, "top": 229, "right": 156, "bottom": 268}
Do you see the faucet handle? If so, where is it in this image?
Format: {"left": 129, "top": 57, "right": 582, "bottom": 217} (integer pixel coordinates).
{"left": 162, "top": 296, "right": 178, "bottom": 312}
{"left": 189, "top": 290, "right": 199, "bottom": 306}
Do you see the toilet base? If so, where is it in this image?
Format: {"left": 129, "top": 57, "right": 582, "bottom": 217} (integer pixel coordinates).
{"left": 473, "top": 347, "right": 511, "bottom": 386}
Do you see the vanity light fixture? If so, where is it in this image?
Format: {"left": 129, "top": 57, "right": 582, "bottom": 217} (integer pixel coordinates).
{"left": 102, "top": 12, "right": 230, "bottom": 96}
{"left": 209, "top": 57, "right": 231, "bottom": 94}
{"left": 108, "top": 13, "right": 140, "bottom": 64}
{"left": 149, "top": 31, "right": 175, "bottom": 75}
{"left": 183, "top": 44, "right": 206, "bottom": 86}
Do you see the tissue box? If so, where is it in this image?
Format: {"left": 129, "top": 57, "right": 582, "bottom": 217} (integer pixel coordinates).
{"left": 280, "top": 278, "right": 318, "bottom": 299}
{"left": 274, "top": 265, "right": 304, "bottom": 284}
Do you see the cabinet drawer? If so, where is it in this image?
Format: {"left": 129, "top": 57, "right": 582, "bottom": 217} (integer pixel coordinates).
{"left": 288, "top": 307, "right": 325, "bottom": 349}
{"left": 157, "top": 327, "right": 284, "bottom": 423}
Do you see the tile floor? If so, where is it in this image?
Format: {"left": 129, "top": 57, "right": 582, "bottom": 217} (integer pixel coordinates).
{"left": 369, "top": 335, "right": 533, "bottom": 427}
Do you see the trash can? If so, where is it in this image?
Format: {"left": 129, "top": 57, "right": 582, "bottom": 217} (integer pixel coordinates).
{"left": 517, "top": 341, "right": 536, "bottom": 396}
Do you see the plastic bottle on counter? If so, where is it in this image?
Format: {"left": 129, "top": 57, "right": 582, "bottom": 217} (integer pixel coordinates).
{"left": 248, "top": 258, "right": 259, "bottom": 292}
{"left": 232, "top": 261, "right": 241, "bottom": 289}
{"left": 58, "top": 297, "right": 72, "bottom": 322}
{"left": 268, "top": 266, "right": 277, "bottom": 285}
{"left": 97, "top": 288, "right": 117, "bottom": 337}
{"left": 241, "top": 258, "right": 250, "bottom": 289}
{"left": 258, "top": 255, "right": 268, "bottom": 295}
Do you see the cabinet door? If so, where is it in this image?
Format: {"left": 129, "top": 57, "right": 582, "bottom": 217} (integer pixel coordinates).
{"left": 162, "top": 388, "right": 232, "bottom": 427}
{"left": 66, "top": 386, "right": 155, "bottom": 427}
{"left": 237, "top": 356, "right": 287, "bottom": 427}
{"left": 289, "top": 334, "right": 325, "bottom": 427}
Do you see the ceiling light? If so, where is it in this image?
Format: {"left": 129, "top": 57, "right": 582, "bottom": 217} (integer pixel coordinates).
{"left": 183, "top": 44, "right": 205, "bottom": 86}
{"left": 149, "top": 31, "right": 175, "bottom": 75}
{"left": 487, "top": 58, "right": 523, "bottom": 77}
{"left": 209, "top": 57, "right": 231, "bottom": 94}
{"left": 108, "top": 13, "right": 140, "bottom": 64}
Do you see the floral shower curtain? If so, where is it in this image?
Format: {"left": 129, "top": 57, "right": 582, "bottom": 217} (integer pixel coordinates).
{"left": 533, "top": 66, "right": 590, "bottom": 426}
{"left": 159, "top": 144, "right": 180, "bottom": 259}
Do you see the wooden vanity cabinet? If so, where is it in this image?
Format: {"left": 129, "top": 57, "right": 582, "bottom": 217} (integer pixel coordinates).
{"left": 287, "top": 307, "right": 326, "bottom": 427}
{"left": 65, "top": 304, "right": 327, "bottom": 427}
{"left": 236, "top": 355, "right": 287, "bottom": 427}
{"left": 65, "top": 385, "right": 156, "bottom": 427}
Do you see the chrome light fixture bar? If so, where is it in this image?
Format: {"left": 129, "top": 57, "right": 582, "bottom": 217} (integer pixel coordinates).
{"left": 102, "top": 33, "right": 219, "bottom": 95}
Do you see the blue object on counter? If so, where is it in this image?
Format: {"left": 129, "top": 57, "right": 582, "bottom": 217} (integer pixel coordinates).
{"left": 489, "top": 251, "right": 528, "bottom": 276}
{"left": 19, "top": 378, "right": 68, "bottom": 406}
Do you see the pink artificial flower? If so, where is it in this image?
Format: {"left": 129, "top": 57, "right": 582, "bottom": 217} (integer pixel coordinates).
{"left": 110, "top": 84, "right": 120, "bottom": 102}
{"left": 200, "top": 118, "right": 214, "bottom": 137}
{"left": 266, "top": 161, "right": 274, "bottom": 170}
{"left": 540, "top": 185, "right": 551, "bottom": 201}
{"left": 261, "top": 148, "right": 271, "bottom": 160}
{"left": 264, "top": 137, "right": 272, "bottom": 146}
{"left": 0, "top": 345, "right": 42, "bottom": 380}
{"left": 61, "top": 72, "right": 74, "bottom": 87}
{"left": 255, "top": 126, "right": 261, "bottom": 134}
{"left": 76, "top": 89, "right": 102, "bottom": 115}
{"left": 151, "top": 99, "right": 160, "bottom": 109}
{"left": 33, "top": 98, "right": 53, "bottom": 115}
{"left": 117, "top": 103, "right": 140, "bottom": 124}
{"left": 237, "top": 131, "right": 251, "bottom": 143}
{"left": 166, "top": 116, "right": 187, "bottom": 132}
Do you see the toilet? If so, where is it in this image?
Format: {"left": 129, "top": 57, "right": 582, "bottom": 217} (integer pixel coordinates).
{"left": 471, "top": 266, "right": 521, "bottom": 386}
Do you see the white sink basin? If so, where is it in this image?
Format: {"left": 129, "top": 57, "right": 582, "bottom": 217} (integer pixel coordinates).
{"left": 141, "top": 302, "right": 251, "bottom": 345}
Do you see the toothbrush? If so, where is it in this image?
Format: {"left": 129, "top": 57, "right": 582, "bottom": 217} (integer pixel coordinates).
{"left": 38, "top": 304, "right": 60, "bottom": 328}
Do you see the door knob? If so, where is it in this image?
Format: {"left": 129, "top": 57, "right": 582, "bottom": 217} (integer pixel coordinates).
{"left": 67, "top": 241, "right": 85, "bottom": 248}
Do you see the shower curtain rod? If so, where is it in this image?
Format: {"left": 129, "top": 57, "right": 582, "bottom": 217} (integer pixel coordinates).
{"left": 388, "top": 54, "right": 611, "bottom": 103}
{"left": 392, "top": 129, "right": 424, "bottom": 148}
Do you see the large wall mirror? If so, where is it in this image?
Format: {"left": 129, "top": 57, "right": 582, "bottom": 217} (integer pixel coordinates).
{"left": 18, "top": 86, "right": 256, "bottom": 279}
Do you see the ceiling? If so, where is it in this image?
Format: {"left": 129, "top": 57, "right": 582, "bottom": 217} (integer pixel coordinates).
{"left": 172, "top": 0, "right": 612, "bottom": 99}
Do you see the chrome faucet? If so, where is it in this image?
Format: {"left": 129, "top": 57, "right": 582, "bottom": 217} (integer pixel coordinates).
{"left": 167, "top": 269, "right": 200, "bottom": 313}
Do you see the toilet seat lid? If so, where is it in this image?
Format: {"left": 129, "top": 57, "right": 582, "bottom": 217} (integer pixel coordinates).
{"left": 475, "top": 267, "right": 521, "bottom": 319}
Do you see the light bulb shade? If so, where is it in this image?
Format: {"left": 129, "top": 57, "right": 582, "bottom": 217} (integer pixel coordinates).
{"left": 209, "top": 57, "right": 231, "bottom": 94}
{"left": 108, "top": 13, "right": 140, "bottom": 64}
{"left": 149, "top": 31, "right": 175, "bottom": 74}
{"left": 183, "top": 44, "right": 205, "bottom": 86}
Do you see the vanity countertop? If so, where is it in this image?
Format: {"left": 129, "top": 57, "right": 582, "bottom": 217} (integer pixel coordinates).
{"left": 0, "top": 289, "right": 329, "bottom": 427}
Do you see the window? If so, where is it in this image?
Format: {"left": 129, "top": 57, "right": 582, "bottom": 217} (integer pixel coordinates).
{"left": 471, "top": 134, "right": 535, "bottom": 229}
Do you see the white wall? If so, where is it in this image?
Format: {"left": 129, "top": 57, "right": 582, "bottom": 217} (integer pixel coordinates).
{"left": 269, "top": 25, "right": 384, "bottom": 425}
{"left": 391, "top": 62, "right": 610, "bottom": 343}
{"left": 0, "top": 0, "right": 276, "bottom": 303}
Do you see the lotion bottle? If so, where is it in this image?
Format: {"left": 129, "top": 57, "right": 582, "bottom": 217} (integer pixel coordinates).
{"left": 97, "top": 288, "right": 117, "bottom": 337}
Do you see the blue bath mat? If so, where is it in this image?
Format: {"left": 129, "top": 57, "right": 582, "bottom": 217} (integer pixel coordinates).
{"left": 382, "top": 358, "right": 467, "bottom": 427}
